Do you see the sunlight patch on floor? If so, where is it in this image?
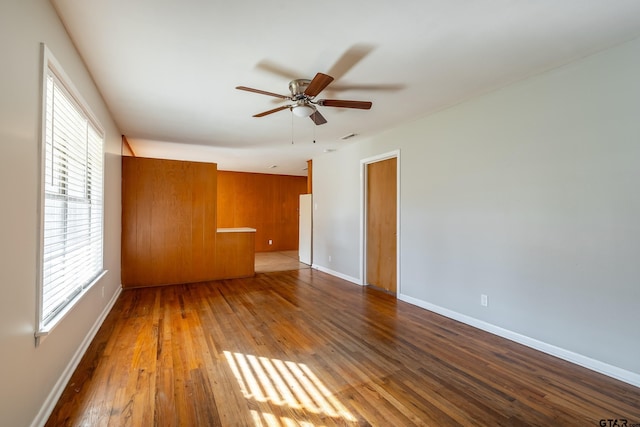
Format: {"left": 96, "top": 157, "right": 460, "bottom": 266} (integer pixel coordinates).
{"left": 224, "top": 351, "right": 357, "bottom": 425}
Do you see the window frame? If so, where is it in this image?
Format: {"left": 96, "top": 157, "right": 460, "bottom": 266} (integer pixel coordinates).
{"left": 35, "top": 44, "right": 107, "bottom": 343}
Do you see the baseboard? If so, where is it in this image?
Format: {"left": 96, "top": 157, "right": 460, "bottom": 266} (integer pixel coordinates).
{"left": 311, "top": 264, "right": 362, "bottom": 286}
{"left": 398, "top": 293, "right": 640, "bottom": 389}
{"left": 31, "top": 286, "right": 123, "bottom": 427}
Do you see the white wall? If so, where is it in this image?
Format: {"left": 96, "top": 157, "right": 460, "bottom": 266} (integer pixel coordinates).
{"left": 313, "top": 37, "right": 640, "bottom": 383}
{"left": 0, "top": 2, "right": 122, "bottom": 426}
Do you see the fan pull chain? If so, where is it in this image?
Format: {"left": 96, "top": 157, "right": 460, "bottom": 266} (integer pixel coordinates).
{"left": 313, "top": 121, "right": 316, "bottom": 143}
{"left": 291, "top": 110, "right": 294, "bottom": 144}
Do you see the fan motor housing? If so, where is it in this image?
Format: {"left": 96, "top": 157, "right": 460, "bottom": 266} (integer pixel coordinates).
{"left": 289, "top": 79, "right": 311, "bottom": 99}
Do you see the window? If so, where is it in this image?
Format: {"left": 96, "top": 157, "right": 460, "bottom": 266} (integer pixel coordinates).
{"left": 37, "top": 46, "right": 105, "bottom": 337}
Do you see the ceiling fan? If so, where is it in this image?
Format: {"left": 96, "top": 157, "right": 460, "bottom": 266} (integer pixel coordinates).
{"left": 236, "top": 72, "right": 372, "bottom": 125}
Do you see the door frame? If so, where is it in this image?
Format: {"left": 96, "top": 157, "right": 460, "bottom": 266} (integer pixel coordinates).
{"left": 360, "top": 150, "right": 401, "bottom": 294}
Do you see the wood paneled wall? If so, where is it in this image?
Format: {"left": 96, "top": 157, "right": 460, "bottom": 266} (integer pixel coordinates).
{"left": 121, "top": 135, "right": 136, "bottom": 157}
{"left": 217, "top": 171, "right": 308, "bottom": 252}
{"left": 215, "top": 231, "right": 256, "bottom": 279}
{"left": 122, "top": 157, "right": 218, "bottom": 287}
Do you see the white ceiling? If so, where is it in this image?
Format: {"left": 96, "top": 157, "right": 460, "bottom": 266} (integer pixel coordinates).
{"left": 51, "top": 0, "right": 640, "bottom": 176}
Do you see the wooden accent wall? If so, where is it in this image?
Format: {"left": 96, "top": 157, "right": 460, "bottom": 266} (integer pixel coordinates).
{"left": 122, "top": 157, "right": 218, "bottom": 287}
{"left": 215, "top": 231, "right": 256, "bottom": 279}
{"left": 217, "top": 171, "right": 307, "bottom": 252}
{"left": 121, "top": 135, "right": 136, "bottom": 157}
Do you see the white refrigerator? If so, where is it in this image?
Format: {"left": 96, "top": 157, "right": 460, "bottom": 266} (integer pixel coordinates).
{"left": 299, "top": 194, "right": 312, "bottom": 265}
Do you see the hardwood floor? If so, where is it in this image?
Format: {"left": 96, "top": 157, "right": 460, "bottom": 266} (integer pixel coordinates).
{"left": 46, "top": 269, "right": 640, "bottom": 426}
{"left": 255, "top": 251, "right": 309, "bottom": 273}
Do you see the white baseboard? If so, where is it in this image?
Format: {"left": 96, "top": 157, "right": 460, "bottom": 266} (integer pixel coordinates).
{"left": 311, "top": 264, "right": 362, "bottom": 286}
{"left": 31, "top": 286, "right": 123, "bottom": 427}
{"left": 398, "top": 293, "right": 640, "bottom": 389}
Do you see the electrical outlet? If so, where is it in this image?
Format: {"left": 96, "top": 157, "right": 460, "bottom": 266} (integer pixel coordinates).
{"left": 101, "top": 286, "right": 105, "bottom": 298}
{"left": 481, "top": 294, "right": 488, "bottom": 307}
{"left": 328, "top": 255, "right": 332, "bottom": 262}
{"left": 268, "top": 239, "right": 273, "bottom": 245}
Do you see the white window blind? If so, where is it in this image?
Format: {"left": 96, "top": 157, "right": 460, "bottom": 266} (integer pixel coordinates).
{"left": 39, "top": 55, "right": 104, "bottom": 330}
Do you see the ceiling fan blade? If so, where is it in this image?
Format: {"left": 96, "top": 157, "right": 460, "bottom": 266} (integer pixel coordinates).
{"left": 329, "top": 83, "right": 405, "bottom": 92}
{"left": 304, "top": 73, "right": 334, "bottom": 97}
{"left": 309, "top": 110, "right": 327, "bottom": 125}
{"left": 255, "top": 60, "right": 301, "bottom": 80}
{"left": 327, "top": 44, "right": 375, "bottom": 81}
{"left": 253, "top": 105, "right": 290, "bottom": 117}
{"left": 236, "top": 86, "right": 290, "bottom": 99}
{"left": 318, "top": 99, "right": 372, "bottom": 110}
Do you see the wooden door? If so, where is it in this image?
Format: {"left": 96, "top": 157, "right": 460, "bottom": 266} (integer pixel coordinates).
{"left": 366, "top": 157, "right": 397, "bottom": 293}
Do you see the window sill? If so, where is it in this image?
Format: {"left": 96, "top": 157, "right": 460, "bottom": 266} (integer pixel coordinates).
{"left": 35, "top": 270, "right": 108, "bottom": 346}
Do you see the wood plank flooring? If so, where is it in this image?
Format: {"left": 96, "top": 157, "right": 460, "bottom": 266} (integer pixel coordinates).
{"left": 46, "top": 269, "right": 640, "bottom": 426}
{"left": 255, "top": 251, "right": 309, "bottom": 273}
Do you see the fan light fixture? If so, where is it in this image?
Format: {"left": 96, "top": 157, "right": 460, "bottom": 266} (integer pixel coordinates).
{"left": 236, "top": 71, "right": 373, "bottom": 125}
{"left": 292, "top": 102, "right": 315, "bottom": 118}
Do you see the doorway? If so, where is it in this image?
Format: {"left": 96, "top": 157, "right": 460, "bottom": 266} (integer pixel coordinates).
{"left": 362, "top": 151, "right": 399, "bottom": 294}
